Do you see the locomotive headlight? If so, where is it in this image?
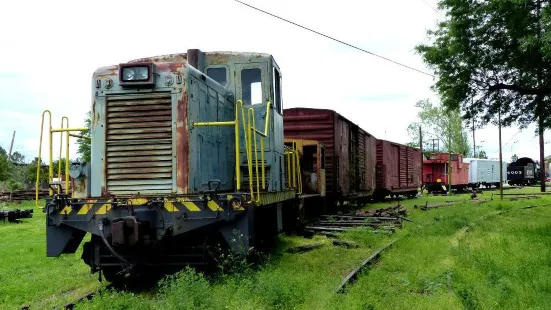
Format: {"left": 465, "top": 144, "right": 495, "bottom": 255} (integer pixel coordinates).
{"left": 121, "top": 66, "right": 149, "bottom": 81}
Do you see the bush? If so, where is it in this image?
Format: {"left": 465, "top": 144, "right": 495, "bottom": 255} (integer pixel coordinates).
{"left": 6, "top": 179, "right": 24, "bottom": 191}
{"left": 156, "top": 267, "right": 214, "bottom": 310}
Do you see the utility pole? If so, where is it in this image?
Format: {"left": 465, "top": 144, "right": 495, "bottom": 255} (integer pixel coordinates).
{"left": 448, "top": 124, "right": 452, "bottom": 196}
{"left": 498, "top": 108, "right": 503, "bottom": 200}
{"left": 472, "top": 99, "right": 476, "bottom": 158}
{"left": 8, "top": 131, "right": 15, "bottom": 158}
{"left": 536, "top": 0, "right": 546, "bottom": 193}
{"left": 419, "top": 126, "right": 423, "bottom": 188}
{"left": 472, "top": 118, "right": 476, "bottom": 158}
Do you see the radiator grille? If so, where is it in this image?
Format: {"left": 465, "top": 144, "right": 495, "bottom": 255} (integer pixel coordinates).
{"left": 105, "top": 92, "right": 173, "bottom": 194}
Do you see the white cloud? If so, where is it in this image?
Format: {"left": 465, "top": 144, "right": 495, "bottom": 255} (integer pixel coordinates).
{"left": 0, "top": 0, "right": 545, "bottom": 164}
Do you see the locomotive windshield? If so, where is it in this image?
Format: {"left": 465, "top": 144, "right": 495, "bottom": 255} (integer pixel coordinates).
{"left": 206, "top": 67, "right": 227, "bottom": 85}
{"left": 241, "top": 68, "right": 262, "bottom": 105}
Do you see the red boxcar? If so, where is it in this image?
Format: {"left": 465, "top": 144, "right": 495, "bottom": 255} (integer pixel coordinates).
{"left": 374, "top": 139, "right": 422, "bottom": 199}
{"left": 423, "top": 153, "right": 469, "bottom": 193}
{"left": 283, "top": 108, "right": 376, "bottom": 204}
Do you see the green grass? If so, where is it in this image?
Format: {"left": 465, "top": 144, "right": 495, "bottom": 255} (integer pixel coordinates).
{"left": 77, "top": 188, "right": 551, "bottom": 310}
{"left": 0, "top": 201, "right": 104, "bottom": 310}
{"left": 3, "top": 188, "right": 551, "bottom": 309}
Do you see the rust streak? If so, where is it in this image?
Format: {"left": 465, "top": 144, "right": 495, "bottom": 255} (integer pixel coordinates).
{"left": 156, "top": 62, "right": 185, "bottom": 74}
{"left": 176, "top": 91, "right": 188, "bottom": 193}
{"left": 94, "top": 66, "right": 119, "bottom": 79}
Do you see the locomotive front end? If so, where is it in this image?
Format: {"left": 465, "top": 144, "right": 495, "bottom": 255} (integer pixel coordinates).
{"left": 45, "top": 54, "right": 250, "bottom": 282}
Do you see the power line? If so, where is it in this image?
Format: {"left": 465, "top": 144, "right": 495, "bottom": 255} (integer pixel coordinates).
{"left": 503, "top": 129, "right": 522, "bottom": 147}
{"left": 234, "top": 0, "right": 435, "bottom": 78}
{"left": 421, "top": 0, "right": 444, "bottom": 17}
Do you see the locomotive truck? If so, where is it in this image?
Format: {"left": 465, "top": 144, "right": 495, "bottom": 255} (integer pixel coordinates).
{"left": 41, "top": 49, "right": 324, "bottom": 283}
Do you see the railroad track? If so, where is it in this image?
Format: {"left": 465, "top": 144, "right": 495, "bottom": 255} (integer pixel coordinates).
{"left": 20, "top": 284, "right": 114, "bottom": 310}
{"left": 61, "top": 286, "right": 111, "bottom": 310}
{"left": 302, "top": 204, "right": 407, "bottom": 236}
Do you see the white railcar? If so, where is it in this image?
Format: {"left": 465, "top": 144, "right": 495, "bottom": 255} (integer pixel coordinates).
{"left": 463, "top": 158, "right": 507, "bottom": 188}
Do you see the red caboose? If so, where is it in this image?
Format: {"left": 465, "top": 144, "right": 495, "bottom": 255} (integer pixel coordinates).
{"left": 423, "top": 153, "right": 469, "bottom": 193}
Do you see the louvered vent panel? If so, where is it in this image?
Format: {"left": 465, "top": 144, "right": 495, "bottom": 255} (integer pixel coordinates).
{"left": 105, "top": 92, "right": 173, "bottom": 194}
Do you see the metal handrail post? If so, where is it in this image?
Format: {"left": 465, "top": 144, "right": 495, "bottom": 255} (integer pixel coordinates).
{"left": 36, "top": 110, "right": 52, "bottom": 207}
{"left": 65, "top": 128, "right": 70, "bottom": 194}
{"left": 248, "top": 109, "right": 260, "bottom": 202}
{"left": 57, "top": 117, "right": 68, "bottom": 193}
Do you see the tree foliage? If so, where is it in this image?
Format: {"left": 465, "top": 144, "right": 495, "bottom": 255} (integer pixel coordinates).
{"left": 416, "top": 0, "right": 551, "bottom": 129}
{"left": 407, "top": 99, "right": 471, "bottom": 156}
{"left": 77, "top": 111, "right": 92, "bottom": 163}
{"left": 477, "top": 150, "right": 488, "bottom": 159}
{"left": 9, "top": 151, "right": 25, "bottom": 165}
{"left": 0, "top": 152, "right": 9, "bottom": 183}
{"left": 26, "top": 158, "right": 49, "bottom": 186}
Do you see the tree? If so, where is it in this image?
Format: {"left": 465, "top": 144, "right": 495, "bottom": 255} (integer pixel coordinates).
{"left": 9, "top": 151, "right": 25, "bottom": 165}
{"left": 407, "top": 99, "right": 471, "bottom": 156}
{"left": 26, "top": 158, "right": 49, "bottom": 187}
{"left": 478, "top": 150, "right": 488, "bottom": 159}
{"left": 416, "top": 0, "right": 551, "bottom": 191}
{"left": 76, "top": 111, "right": 91, "bottom": 163}
{"left": 0, "top": 153, "right": 9, "bottom": 182}
{"left": 407, "top": 142, "right": 432, "bottom": 159}
{"left": 52, "top": 158, "right": 68, "bottom": 178}
{"left": 511, "top": 154, "right": 519, "bottom": 163}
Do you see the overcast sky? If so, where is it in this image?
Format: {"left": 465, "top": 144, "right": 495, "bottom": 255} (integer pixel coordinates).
{"left": 0, "top": 0, "right": 545, "bottom": 164}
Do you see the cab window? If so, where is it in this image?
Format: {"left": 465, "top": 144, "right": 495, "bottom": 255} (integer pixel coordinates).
{"left": 241, "top": 68, "right": 262, "bottom": 105}
{"left": 207, "top": 67, "right": 227, "bottom": 86}
{"left": 273, "top": 67, "right": 282, "bottom": 114}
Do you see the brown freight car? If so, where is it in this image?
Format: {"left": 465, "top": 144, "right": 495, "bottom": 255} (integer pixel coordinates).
{"left": 374, "top": 139, "right": 421, "bottom": 200}
{"left": 283, "top": 108, "right": 376, "bottom": 206}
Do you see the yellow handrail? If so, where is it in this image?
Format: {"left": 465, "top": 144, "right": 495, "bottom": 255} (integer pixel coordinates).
{"left": 36, "top": 110, "right": 53, "bottom": 207}
{"left": 50, "top": 128, "right": 89, "bottom": 133}
{"left": 36, "top": 111, "right": 89, "bottom": 208}
{"left": 57, "top": 117, "right": 68, "bottom": 194}
{"left": 283, "top": 143, "right": 302, "bottom": 194}
{"left": 193, "top": 100, "right": 249, "bottom": 194}
{"left": 69, "top": 134, "right": 91, "bottom": 140}
{"left": 65, "top": 123, "right": 70, "bottom": 194}
{"left": 294, "top": 142, "right": 303, "bottom": 195}
{"left": 285, "top": 152, "right": 292, "bottom": 188}
{"left": 247, "top": 101, "right": 272, "bottom": 203}
{"left": 188, "top": 100, "right": 274, "bottom": 204}
{"left": 247, "top": 109, "right": 260, "bottom": 202}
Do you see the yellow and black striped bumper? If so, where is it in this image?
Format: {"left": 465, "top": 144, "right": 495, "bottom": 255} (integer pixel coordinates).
{"left": 55, "top": 194, "right": 248, "bottom": 217}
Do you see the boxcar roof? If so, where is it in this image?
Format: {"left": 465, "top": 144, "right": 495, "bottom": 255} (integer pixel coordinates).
{"left": 284, "top": 107, "right": 376, "bottom": 138}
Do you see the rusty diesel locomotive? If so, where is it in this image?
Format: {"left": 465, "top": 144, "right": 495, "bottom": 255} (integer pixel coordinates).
{"left": 42, "top": 49, "right": 325, "bottom": 283}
